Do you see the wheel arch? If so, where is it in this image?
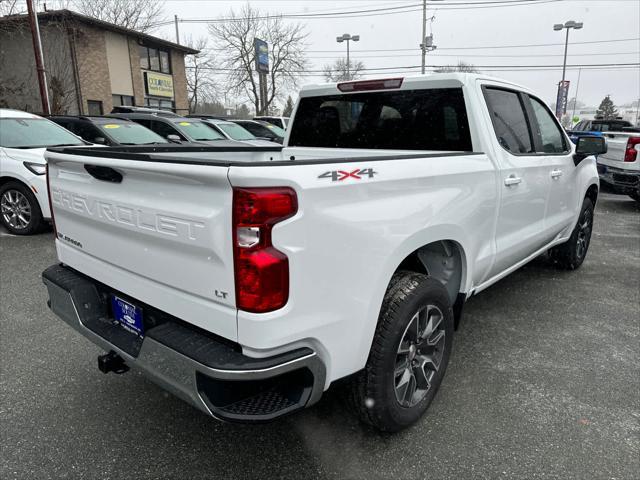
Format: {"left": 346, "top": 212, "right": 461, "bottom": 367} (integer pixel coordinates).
{"left": 585, "top": 182, "right": 598, "bottom": 206}
{"left": 395, "top": 239, "right": 467, "bottom": 308}
{"left": 359, "top": 230, "right": 471, "bottom": 364}
{"left": 0, "top": 175, "right": 32, "bottom": 191}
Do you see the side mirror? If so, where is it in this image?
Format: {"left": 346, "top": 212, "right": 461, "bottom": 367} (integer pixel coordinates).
{"left": 166, "top": 134, "right": 182, "bottom": 143}
{"left": 574, "top": 136, "right": 607, "bottom": 166}
{"left": 93, "top": 136, "right": 107, "bottom": 145}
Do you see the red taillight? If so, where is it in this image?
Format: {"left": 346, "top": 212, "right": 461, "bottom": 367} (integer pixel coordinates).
{"left": 232, "top": 187, "right": 297, "bottom": 313}
{"left": 45, "top": 163, "right": 57, "bottom": 238}
{"left": 624, "top": 136, "right": 640, "bottom": 162}
{"left": 337, "top": 77, "right": 404, "bottom": 92}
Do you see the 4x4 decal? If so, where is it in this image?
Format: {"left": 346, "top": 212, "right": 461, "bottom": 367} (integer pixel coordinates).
{"left": 318, "top": 168, "right": 378, "bottom": 182}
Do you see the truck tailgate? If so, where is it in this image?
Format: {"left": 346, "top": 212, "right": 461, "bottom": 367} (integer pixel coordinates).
{"left": 45, "top": 150, "right": 238, "bottom": 340}
{"left": 599, "top": 132, "right": 639, "bottom": 170}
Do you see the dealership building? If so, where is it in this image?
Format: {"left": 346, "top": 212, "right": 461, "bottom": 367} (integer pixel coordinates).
{"left": 0, "top": 9, "right": 198, "bottom": 115}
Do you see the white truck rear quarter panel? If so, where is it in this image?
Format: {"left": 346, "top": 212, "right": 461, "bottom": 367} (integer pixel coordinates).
{"left": 230, "top": 153, "right": 498, "bottom": 383}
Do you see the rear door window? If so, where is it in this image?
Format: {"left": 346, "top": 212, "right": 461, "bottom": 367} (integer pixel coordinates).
{"left": 288, "top": 88, "right": 472, "bottom": 151}
{"left": 483, "top": 87, "right": 533, "bottom": 154}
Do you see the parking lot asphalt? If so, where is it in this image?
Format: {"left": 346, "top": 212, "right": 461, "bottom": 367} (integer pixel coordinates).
{"left": 1, "top": 192, "right": 638, "bottom": 480}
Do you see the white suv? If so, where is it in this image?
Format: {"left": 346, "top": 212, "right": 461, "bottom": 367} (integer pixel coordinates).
{"left": 0, "top": 109, "right": 87, "bottom": 234}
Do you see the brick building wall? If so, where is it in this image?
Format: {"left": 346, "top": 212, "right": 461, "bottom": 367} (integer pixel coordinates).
{"left": 74, "top": 25, "right": 113, "bottom": 114}
{"left": 0, "top": 11, "right": 195, "bottom": 116}
{"left": 170, "top": 50, "right": 189, "bottom": 114}
{"left": 127, "top": 38, "right": 146, "bottom": 107}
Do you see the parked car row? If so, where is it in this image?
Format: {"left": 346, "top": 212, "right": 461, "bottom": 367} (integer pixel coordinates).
{"left": 0, "top": 107, "right": 287, "bottom": 235}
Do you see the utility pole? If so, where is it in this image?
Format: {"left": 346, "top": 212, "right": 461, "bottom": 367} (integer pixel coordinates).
{"left": 174, "top": 15, "right": 180, "bottom": 44}
{"left": 421, "top": 0, "right": 427, "bottom": 74}
{"left": 26, "top": 0, "right": 50, "bottom": 115}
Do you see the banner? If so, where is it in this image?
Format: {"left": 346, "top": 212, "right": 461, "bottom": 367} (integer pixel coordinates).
{"left": 254, "top": 38, "right": 269, "bottom": 74}
{"left": 555, "top": 80, "right": 570, "bottom": 119}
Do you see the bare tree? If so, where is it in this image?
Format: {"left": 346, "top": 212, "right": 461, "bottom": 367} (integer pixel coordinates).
{"left": 184, "top": 36, "right": 217, "bottom": 113}
{"left": 208, "top": 4, "right": 308, "bottom": 115}
{"left": 73, "top": 0, "right": 165, "bottom": 32}
{"left": 0, "top": 15, "right": 79, "bottom": 113}
{"left": 435, "top": 61, "right": 480, "bottom": 73}
{"left": 323, "top": 58, "right": 365, "bottom": 82}
{"left": 0, "top": 0, "right": 23, "bottom": 16}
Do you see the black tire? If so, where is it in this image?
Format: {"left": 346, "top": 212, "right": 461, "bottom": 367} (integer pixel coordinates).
{"left": 0, "top": 181, "right": 45, "bottom": 235}
{"left": 348, "top": 272, "right": 454, "bottom": 432}
{"left": 549, "top": 197, "right": 594, "bottom": 270}
{"left": 629, "top": 191, "right": 640, "bottom": 203}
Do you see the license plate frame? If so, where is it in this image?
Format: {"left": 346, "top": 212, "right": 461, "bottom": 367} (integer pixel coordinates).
{"left": 111, "top": 295, "right": 144, "bottom": 337}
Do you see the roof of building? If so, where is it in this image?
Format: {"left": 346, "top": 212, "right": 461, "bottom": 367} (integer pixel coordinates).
{"left": 0, "top": 9, "right": 199, "bottom": 54}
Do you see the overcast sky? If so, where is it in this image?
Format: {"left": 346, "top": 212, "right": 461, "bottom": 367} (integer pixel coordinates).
{"left": 155, "top": 0, "right": 639, "bottom": 109}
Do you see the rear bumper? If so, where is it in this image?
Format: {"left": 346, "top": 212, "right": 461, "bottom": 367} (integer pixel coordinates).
{"left": 42, "top": 264, "right": 326, "bottom": 422}
{"left": 597, "top": 163, "right": 640, "bottom": 195}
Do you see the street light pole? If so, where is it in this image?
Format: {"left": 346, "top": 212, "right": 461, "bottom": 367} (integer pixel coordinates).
{"left": 553, "top": 20, "right": 583, "bottom": 119}
{"left": 336, "top": 33, "right": 359, "bottom": 80}
{"left": 421, "top": 0, "right": 426, "bottom": 74}
{"left": 347, "top": 38, "right": 350, "bottom": 79}
{"left": 561, "top": 27, "right": 570, "bottom": 87}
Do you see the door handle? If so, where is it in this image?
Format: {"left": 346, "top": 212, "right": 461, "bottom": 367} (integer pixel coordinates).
{"left": 504, "top": 175, "right": 522, "bottom": 186}
{"left": 550, "top": 169, "right": 563, "bottom": 179}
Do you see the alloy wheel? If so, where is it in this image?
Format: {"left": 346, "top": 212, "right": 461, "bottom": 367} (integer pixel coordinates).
{"left": 575, "top": 208, "right": 592, "bottom": 261}
{"left": 394, "top": 304, "right": 446, "bottom": 407}
{"left": 0, "top": 189, "right": 32, "bottom": 230}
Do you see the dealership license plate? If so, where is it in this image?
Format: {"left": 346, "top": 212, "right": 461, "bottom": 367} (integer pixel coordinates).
{"left": 111, "top": 296, "right": 144, "bottom": 337}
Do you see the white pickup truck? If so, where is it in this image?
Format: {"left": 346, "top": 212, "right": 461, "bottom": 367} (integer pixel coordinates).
{"left": 596, "top": 130, "right": 640, "bottom": 202}
{"left": 42, "top": 73, "right": 606, "bottom": 432}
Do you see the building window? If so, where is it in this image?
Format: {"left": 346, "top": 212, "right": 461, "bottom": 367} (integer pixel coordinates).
{"left": 148, "top": 48, "right": 160, "bottom": 71}
{"left": 112, "top": 94, "right": 135, "bottom": 107}
{"left": 145, "top": 97, "right": 174, "bottom": 111}
{"left": 139, "top": 45, "right": 172, "bottom": 74}
{"left": 87, "top": 100, "right": 103, "bottom": 115}
{"left": 160, "top": 51, "right": 170, "bottom": 74}
{"left": 139, "top": 44, "right": 149, "bottom": 70}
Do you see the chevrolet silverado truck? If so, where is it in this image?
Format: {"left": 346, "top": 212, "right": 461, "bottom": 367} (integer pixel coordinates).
{"left": 595, "top": 130, "right": 640, "bottom": 202}
{"left": 42, "top": 73, "right": 606, "bottom": 432}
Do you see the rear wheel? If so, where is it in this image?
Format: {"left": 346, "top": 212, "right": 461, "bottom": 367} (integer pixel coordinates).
{"left": 629, "top": 191, "right": 640, "bottom": 203}
{"left": 0, "top": 181, "right": 45, "bottom": 235}
{"left": 349, "top": 272, "right": 454, "bottom": 432}
{"left": 549, "top": 197, "right": 594, "bottom": 270}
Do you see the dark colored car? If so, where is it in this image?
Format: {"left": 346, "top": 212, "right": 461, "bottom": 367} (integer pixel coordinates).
{"left": 253, "top": 116, "right": 289, "bottom": 129}
{"left": 230, "top": 119, "right": 285, "bottom": 144}
{"left": 111, "top": 106, "right": 180, "bottom": 117}
{"left": 573, "top": 119, "right": 634, "bottom": 133}
{"left": 109, "top": 113, "right": 234, "bottom": 144}
{"left": 568, "top": 119, "right": 636, "bottom": 145}
{"left": 49, "top": 116, "right": 168, "bottom": 146}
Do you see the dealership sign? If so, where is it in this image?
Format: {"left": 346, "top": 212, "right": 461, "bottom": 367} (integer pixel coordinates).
{"left": 254, "top": 38, "right": 269, "bottom": 74}
{"left": 145, "top": 72, "right": 174, "bottom": 98}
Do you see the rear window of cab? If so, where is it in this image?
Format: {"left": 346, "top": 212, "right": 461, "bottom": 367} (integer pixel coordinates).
{"left": 288, "top": 88, "right": 472, "bottom": 151}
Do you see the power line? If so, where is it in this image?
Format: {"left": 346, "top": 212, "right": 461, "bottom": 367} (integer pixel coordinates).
{"left": 186, "top": 62, "right": 640, "bottom": 73}
{"left": 307, "top": 51, "right": 640, "bottom": 59}
{"left": 154, "top": 0, "right": 563, "bottom": 26}
{"left": 207, "top": 38, "right": 640, "bottom": 53}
